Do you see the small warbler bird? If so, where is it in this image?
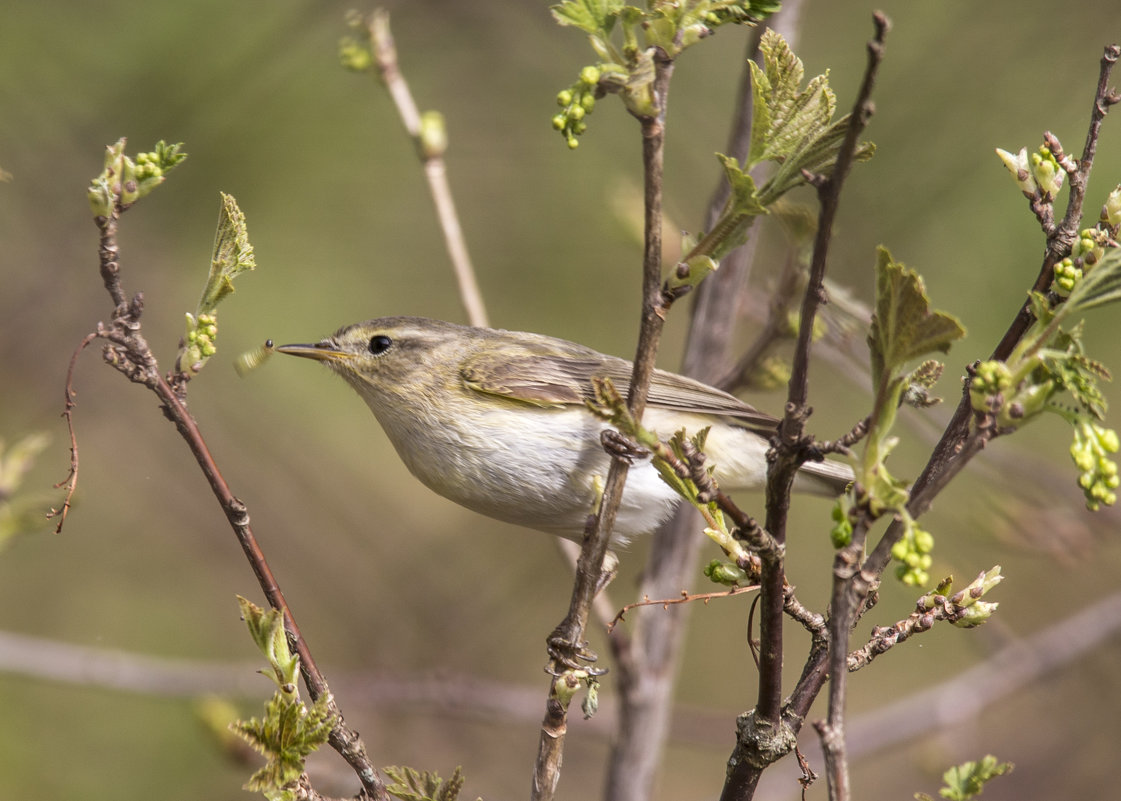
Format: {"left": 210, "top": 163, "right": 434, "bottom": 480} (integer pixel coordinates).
{"left": 276, "top": 317, "right": 851, "bottom": 542}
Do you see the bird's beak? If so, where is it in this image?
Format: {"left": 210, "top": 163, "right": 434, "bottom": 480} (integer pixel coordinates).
{"left": 274, "top": 341, "right": 351, "bottom": 362}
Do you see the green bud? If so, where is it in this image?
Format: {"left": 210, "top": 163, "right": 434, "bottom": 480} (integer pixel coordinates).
{"left": 1052, "top": 258, "right": 1082, "bottom": 296}
{"left": 339, "top": 37, "right": 373, "bottom": 72}
{"left": 1030, "top": 146, "right": 1064, "bottom": 197}
{"left": 1102, "top": 184, "right": 1121, "bottom": 227}
{"left": 830, "top": 500, "right": 853, "bottom": 548}
{"left": 704, "top": 559, "right": 750, "bottom": 586}
{"left": 567, "top": 135, "right": 579, "bottom": 150}
{"left": 579, "top": 65, "right": 601, "bottom": 86}
{"left": 995, "top": 147, "right": 1036, "bottom": 195}
{"left": 556, "top": 89, "right": 573, "bottom": 107}
{"left": 569, "top": 104, "right": 585, "bottom": 122}
{"left": 552, "top": 114, "right": 567, "bottom": 131}
{"left": 417, "top": 110, "right": 447, "bottom": 160}
{"left": 970, "top": 360, "right": 1013, "bottom": 413}
{"left": 580, "top": 93, "right": 596, "bottom": 112}
{"left": 913, "top": 527, "right": 934, "bottom": 553}
{"left": 953, "top": 600, "right": 999, "bottom": 628}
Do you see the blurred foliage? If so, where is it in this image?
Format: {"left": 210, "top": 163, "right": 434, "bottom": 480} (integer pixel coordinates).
{"left": 1, "top": 2, "right": 1121, "bottom": 801}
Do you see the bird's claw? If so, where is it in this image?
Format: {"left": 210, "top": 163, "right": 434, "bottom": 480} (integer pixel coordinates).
{"left": 600, "top": 429, "right": 650, "bottom": 463}
{"left": 545, "top": 629, "right": 608, "bottom": 676}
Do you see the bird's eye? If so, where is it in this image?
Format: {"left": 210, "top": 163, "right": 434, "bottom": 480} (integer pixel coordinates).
{"left": 368, "top": 334, "right": 393, "bottom": 355}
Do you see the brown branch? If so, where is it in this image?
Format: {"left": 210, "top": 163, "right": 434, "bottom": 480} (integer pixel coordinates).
{"left": 816, "top": 20, "right": 889, "bottom": 801}
{"left": 720, "top": 13, "right": 889, "bottom": 801}
{"left": 607, "top": 585, "right": 760, "bottom": 633}
{"left": 365, "top": 9, "right": 488, "bottom": 328}
{"left": 532, "top": 46, "right": 677, "bottom": 801}
{"left": 47, "top": 331, "right": 98, "bottom": 532}
{"left": 71, "top": 198, "right": 389, "bottom": 800}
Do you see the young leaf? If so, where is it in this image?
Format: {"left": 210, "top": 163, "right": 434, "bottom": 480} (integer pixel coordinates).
{"left": 868, "top": 247, "right": 966, "bottom": 386}
{"left": 937, "top": 755, "right": 1013, "bottom": 800}
{"left": 199, "top": 192, "right": 257, "bottom": 315}
{"left": 550, "top": 0, "right": 623, "bottom": 36}
{"left": 237, "top": 595, "right": 300, "bottom": 689}
{"left": 178, "top": 193, "right": 257, "bottom": 374}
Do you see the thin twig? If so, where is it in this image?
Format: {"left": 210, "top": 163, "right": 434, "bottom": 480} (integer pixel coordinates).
{"left": 73, "top": 199, "right": 389, "bottom": 800}
{"left": 607, "top": 585, "right": 760, "bottom": 633}
{"left": 719, "top": 13, "right": 889, "bottom": 801}
{"left": 366, "top": 10, "right": 488, "bottom": 328}
{"left": 813, "top": 18, "right": 890, "bottom": 801}
{"left": 532, "top": 47, "right": 677, "bottom": 801}
{"left": 47, "top": 331, "right": 98, "bottom": 532}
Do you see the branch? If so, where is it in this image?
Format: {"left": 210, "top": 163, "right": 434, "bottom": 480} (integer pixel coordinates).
{"left": 809, "top": 19, "right": 891, "bottom": 801}
{"left": 532, "top": 46, "right": 676, "bottom": 801}
{"left": 47, "top": 332, "right": 98, "bottom": 532}
{"left": 72, "top": 198, "right": 389, "bottom": 801}
{"left": 720, "top": 13, "right": 890, "bottom": 801}
{"left": 603, "top": 13, "right": 803, "bottom": 797}
{"left": 362, "top": 9, "right": 488, "bottom": 328}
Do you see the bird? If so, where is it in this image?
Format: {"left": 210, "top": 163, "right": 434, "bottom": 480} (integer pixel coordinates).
{"left": 274, "top": 316, "right": 852, "bottom": 542}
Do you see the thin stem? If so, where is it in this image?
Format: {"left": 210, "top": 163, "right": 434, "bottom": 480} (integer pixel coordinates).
{"left": 532, "top": 48, "right": 675, "bottom": 801}
{"left": 367, "top": 10, "right": 489, "bottom": 328}
{"left": 79, "top": 205, "right": 389, "bottom": 801}
{"left": 720, "top": 14, "right": 889, "bottom": 801}
{"left": 813, "top": 17, "right": 890, "bottom": 801}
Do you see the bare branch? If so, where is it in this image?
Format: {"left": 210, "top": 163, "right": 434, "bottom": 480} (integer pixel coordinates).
{"left": 364, "top": 10, "right": 488, "bottom": 328}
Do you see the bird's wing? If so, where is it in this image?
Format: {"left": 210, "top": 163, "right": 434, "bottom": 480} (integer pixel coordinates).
{"left": 460, "top": 352, "right": 601, "bottom": 407}
{"left": 461, "top": 351, "right": 779, "bottom": 434}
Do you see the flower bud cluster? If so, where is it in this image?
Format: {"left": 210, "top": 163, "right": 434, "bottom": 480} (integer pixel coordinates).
{"left": 891, "top": 520, "right": 934, "bottom": 587}
{"left": 182, "top": 312, "right": 218, "bottom": 373}
{"left": 87, "top": 140, "right": 186, "bottom": 216}
{"left": 552, "top": 66, "right": 600, "bottom": 149}
{"left": 995, "top": 143, "right": 1066, "bottom": 198}
{"left": 1071, "top": 419, "right": 1120, "bottom": 510}
{"left": 1029, "top": 145, "right": 1064, "bottom": 197}
{"left": 338, "top": 36, "right": 373, "bottom": 72}
{"left": 968, "top": 360, "right": 1012, "bottom": 414}
{"left": 1051, "top": 258, "right": 1082, "bottom": 296}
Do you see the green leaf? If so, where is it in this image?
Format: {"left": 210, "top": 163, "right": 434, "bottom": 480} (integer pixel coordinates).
{"left": 550, "top": 0, "right": 623, "bottom": 35}
{"left": 199, "top": 192, "right": 256, "bottom": 314}
{"left": 385, "top": 765, "right": 470, "bottom": 801}
{"left": 232, "top": 691, "right": 336, "bottom": 801}
{"left": 1040, "top": 326, "right": 1111, "bottom": 419}
{"left": 237, "top": 596, "right": 300, "bottom": 689}
{"left": 177, "top": 193, "right": 257, "bottom": 374}
{"left": 868, "top": 247, "right": 966, "bottom": 386}
{"left": 937, "top": 755, "right": 1013, "bottom": 800}
{"left": 718, "top": 153, "right": 767, "bottom": 218}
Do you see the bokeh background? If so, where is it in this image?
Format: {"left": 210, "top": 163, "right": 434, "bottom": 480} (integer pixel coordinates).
{"left": 3, "top": 1, "right": 1121, "bottom": 799}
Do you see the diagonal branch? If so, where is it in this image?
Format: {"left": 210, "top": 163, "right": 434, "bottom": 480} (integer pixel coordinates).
{"left": 71, "top": 202, "right": 389, "bottom": 801}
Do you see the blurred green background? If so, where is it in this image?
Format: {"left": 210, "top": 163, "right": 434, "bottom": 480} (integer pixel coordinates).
{"left": 3, "top": 1, "right": 1121, "bottom": 799}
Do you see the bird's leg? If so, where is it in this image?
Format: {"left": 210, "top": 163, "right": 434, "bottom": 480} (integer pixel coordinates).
{"left": 545, "top": 544, "right": 618, "bottom": 675}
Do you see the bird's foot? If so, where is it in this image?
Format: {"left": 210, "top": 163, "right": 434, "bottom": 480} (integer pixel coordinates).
{"left": 545, "top": 620, "right": 608, "bottom": 676}
{"left": 600, "top": 429, "right": 650, "bottom": 463}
